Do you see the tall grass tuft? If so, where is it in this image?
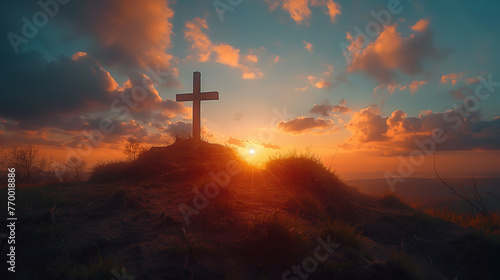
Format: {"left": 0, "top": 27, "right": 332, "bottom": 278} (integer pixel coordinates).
{"left": 238, "top": 212, "right": 309, "bottom": 266}
{"left": 320, "top": 220, "right": 363, "bottom": 249}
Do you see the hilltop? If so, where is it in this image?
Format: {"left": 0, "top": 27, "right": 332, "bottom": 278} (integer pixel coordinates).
{"left": 2, "top": 140, "right": 499, "bottom": 280}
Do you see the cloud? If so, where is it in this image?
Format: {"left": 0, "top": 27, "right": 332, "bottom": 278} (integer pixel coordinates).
{"left": 234, "top": 113, "right": 243, "bottom": 121}
{"left": 345, "top": 21, "right": 447, "bottom": 83}
{"left": 263, "top": 0, "right": 281, "bottom": 11}
{"left": 375, "top": 80, "right": 427, "bottom": 95}
{"left": 0, "top": 52, "right": 117, "bottom": 123}
{"left": 440, "top": 72, "right": 466, "bottom": 85}
{"left": 245, "top": 54, "right": 259, "bottom": 63}
{"left": 295, "top": 86, "right": 309, "bottom": 91}
{"left": 184, "top": 17, "right": 263, "bottom": 79}
{"left": 450, "top": 86, "right": 474, "bottom": 100}
{"left": 268, "top": 0, "right": 341, "bottom": 24}
{"left": 343, "top": 106, "right": 500, "bottom": 154}
{"left": 161, "top": 121, "right": 212, "bottom": 139}
{"left": 273, "top": 55, "right": 281, "bottom": 63}
{"left": 465, "top": 77, "right": 481, "bottom": 85}
{"left": 306, "top": 63, "right": 334, "bottom": 89}
{"left": 345, "top": 106, "right": 389, "bottom": 144}
{"left": 0, "top": 50, "right": 188, "bottom": 148}
{"left": 66, "top": 0, "right": 177, "bottom": 73}
{"left": 323, "top": 0, "right": 341, "bottom": 22}
{"left": 303, "top": 40, "right": 314, "bottom": 53}
{"left": 277, "top": 116, "right": 335, "bottom": 134}
{"left": 227, "top": 137, "right": 247, "bottom": 147}
{"left": 283, "top": 0, "right": 312, "bottom": 24}
{"left": 309, "top": 99, "right": 351, "bottom": 116}
{"left": 310, "top": 78, "right": 331, "bottom": 88}
{"left": 410, "top": 18, "right": 429, "bottom": 32}
{"left": 409, "top": 80, "right": 428, "bottom": 94}
{"left": 262, "top": 142, "right": 281, "bottom": 149}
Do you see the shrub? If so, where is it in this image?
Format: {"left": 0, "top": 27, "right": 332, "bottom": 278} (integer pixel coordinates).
{"left": 238, "top": 212, "right": 309, "bottom": 266}
{"left": 320, "top": 220, "right": 363, "bottom": 249}
{"left": 265, "top": 150, "right": 330, "bottom": 183}
{"left": 379, "top": 192, "right": 411, "bottom": 210}
{"left": 89, "top": 160, "right": 129, "bottom": 183}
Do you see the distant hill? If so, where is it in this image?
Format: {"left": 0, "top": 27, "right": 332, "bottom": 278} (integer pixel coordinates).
{"left": 2, "top": 140, "right": 498, "bottom": 280}
{"left": 347, "top": 177, "right": 500, "bottom": 212}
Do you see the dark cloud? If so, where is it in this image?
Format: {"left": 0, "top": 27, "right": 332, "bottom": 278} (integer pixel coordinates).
{"left": 0, "top": 51, "right": 117, "bottom": 122}
{"left": 226, "top": 137, "right": 246, "bottom": 147}
{"left": 277, "top": 116, "right": 335, "bottom": 135}
{"left": 309, "top": 99, "right": 351, "bottom": 116}
{"left": 343, "top": 106, "right": 500, "bottom": 154}
{"left": 262, "top": 142, "right": 281, "bottom": 149}
{"left": 345, "top": 21, "right": 448, "bottom": 83}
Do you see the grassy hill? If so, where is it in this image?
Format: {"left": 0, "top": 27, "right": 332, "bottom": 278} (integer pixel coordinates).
{"left": 1, "top": 139, "right": 499, "bottom": 280}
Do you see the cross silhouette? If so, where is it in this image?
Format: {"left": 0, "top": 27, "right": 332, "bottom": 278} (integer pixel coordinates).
{"left": 176, "top": 72, "right": 219, "bottom": 141}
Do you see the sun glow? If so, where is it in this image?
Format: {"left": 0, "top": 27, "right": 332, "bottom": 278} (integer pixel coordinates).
{"left": 249, "top": 148, "right": 255, "bottom": 154}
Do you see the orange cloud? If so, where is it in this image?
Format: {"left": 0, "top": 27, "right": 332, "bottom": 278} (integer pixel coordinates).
{"left": 410, "top": 18, "right": 430, "bottom": 32}
{"left": 262, "top": 142, "right": 281, "bottom": 149}
{"left": 227, "top": 137, "right": 247, "bottom": 147}
{"left": 303, "top": 40, "right": 314, "bottom": 53}
{"left": 277, "top": 116, "right": 335, "bottom": 134}
{"left": 324, "top": 0, "right": 341, "bottom": 22}
{"left": 440, "top": 72, "right": 466, "bottom": 85}
{"left": 465, "top": 77, "right": 480, "bottom": 85}
{"left": 184, "top": 18, "right": 263, "bottom": 79}
{"left": 78, "top": 0, "right": 176, "bottom": 71}
{"left": 409, "top": 80, "right": 428, "bottom": 94}
{"left": 345, "top": 23, "right": 445, "bottom": 83}
{"left": 387, "top": 81, "right": 407, "bottom": 94}
{"left": 245, "top": 54, "right": 259, "bottom": 63}
{"left": 267, "top": 0, "right": 341, "bottom": 24}
{"left": 344, "top": 106, "right": 500, "bottom": 154}
{"left": 374, "top": 80, "right": 428, "bottom": 95}
{"left": 307, "top": 63, "right": 334, "bottom": 89}
{"left": 295, "top": 86, "right": 309, "bottom": 91}
{"left": 213, "top": 43, "right": 241, "bottom": 67}
{"left": 310, "top": 99, "right": 351, "bottom": 116}
{"left": 283, "top": 0, "right": 311, "bottom": 24}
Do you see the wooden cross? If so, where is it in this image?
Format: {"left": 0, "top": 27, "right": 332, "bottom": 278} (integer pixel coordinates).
{"left": 176, "top": 72, "right": 219, "bottom": 141}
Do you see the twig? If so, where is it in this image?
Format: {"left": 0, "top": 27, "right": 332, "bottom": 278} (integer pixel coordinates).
{"left": 433, "top": 158, "right": 493, "bottom": 226}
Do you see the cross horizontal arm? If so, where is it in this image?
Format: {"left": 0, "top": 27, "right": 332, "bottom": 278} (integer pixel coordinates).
{"left": 176, "top": 93, "right": 194, "bottom": 102}
{"left": 199, "top": 91, "right": 219, "bottom": 100}
{"left": 176, "top": 91, "right": 219, "bottom": 102}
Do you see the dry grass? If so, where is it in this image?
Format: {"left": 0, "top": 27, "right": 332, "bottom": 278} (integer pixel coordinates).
{"left": 265, "top": 150, "right": 331, "bottom": 183}
{"left": 320, "top": 220, "right": 363, "bottom": 249}
{"left": 419, "top": 207, "right": 500, "bottom": 233}
{"left": 379, "top": 192, "right": 412, "bottom": 210}
{"left": 238, "top": 212, "right": 309, "bottom": 266}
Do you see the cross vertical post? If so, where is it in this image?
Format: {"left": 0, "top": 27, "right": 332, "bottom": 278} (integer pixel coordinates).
{"left": 176, "top": 72, "right": 219, "bottom": 141}
{"left": 192, "top": 72, "right": 201, "bottom": 141}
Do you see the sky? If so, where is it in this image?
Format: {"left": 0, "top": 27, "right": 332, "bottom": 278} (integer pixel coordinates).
{"left": 1, "top": 0, "right": 499, "bottom": 180}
